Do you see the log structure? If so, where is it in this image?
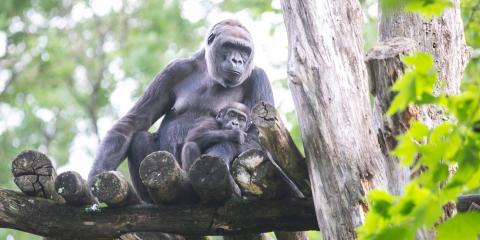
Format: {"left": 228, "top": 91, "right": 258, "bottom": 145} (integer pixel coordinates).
{"left": 11, "top": 150, "right": 64, "bottom": 203}
{"left": 231, "top": 149, "right": 286, "bottom": 199}
{"left": 189, "top": 155, "right": 241, "bottom": 203}
{"left": 0, "top": 189, "right": 317, "bottom": 238}
{"left": 139, "top": 151, "right": 194, "bottom": 204}
{"left": 55, "top": 171, "right": 97, "bottom": 206}
{"left": 91, "top": 171, "right": 142, "bottom": 207}
{"left": 251, "top": 102, "right": 310, "bottom": 197}
{"left": 457, "top": 195, "right": 480, "bottom": 212}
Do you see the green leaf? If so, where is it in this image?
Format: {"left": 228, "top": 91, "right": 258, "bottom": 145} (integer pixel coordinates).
{"left": 438, "top": 212, "right": 480, "bottom": 240}
{"left": 405, "top": 0, "right": 454, "bottom": 18}
{"left": 368, "top": 190, "right": 394, "bottom": 218}
{"left": 387, "top": 53, "right": 438, "bottom": 116}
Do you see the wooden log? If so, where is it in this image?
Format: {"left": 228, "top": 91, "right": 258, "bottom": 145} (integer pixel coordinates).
{"left": 189, "top": 155, "right": 240, "bottom": 203}
{"left": 11, "top": 150, "right": 64, "bottom": 203}
{"left": 91, "top": 171, "right": 141, "bottom": 207}
{"left": 457, "top": 194, "right": 480, "bottom": 212}
{"left": 275, "top": 232, "right": 309, "bottom": 240}
{"left": 139, "top": 151, "right": 195, "bottom": 204}
{"left": 231, "top": 149, "right": 285, "bottom": 199}
{"left": 119, "top": 232, "right": 186, "bottom": 240}
{"left": 0, "top": 189, "right": 318, "bottom": 238}
{"left": 224, "top": 234, "right": 268, "bottom": 240}
{"left": 54, "top": 171, "right": 97, "bottom": 206}
{"left": 251, "top": 102, "right": 310, "bottom": 197}
{"left": 232, "top": 150, "right": 309, "bottom": 240}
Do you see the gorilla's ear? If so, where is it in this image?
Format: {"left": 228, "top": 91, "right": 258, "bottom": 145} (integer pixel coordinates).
{"left": 207, "top": 33, "right": 216, "bottom": 45}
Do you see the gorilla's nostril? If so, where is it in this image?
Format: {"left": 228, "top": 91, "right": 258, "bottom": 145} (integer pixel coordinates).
{"left": 231, "top": 58, "right": 242, "bottom": 65}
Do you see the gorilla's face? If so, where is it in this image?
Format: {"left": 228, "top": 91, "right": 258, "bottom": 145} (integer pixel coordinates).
{"left": 216, "top": 103, "right": 250, "bottom": 131}
{"left": 205, "top": 20, "right": 254, "bottom": 88}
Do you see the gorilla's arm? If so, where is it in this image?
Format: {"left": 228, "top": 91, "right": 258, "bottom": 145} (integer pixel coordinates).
{"left": 243, "top": 67, "right": 275, "bottom": 108}
{"left": 88, "top": 59, "right": 193, "bottom": 183}
{"left": 185, "top": 119, "right": 243, "bottom": 150}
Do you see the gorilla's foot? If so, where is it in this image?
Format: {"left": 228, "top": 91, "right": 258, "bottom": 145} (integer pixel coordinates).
{"left": 12, "top": 150, "right": 64, "bottom": 202}
{"left": 139, "top": 151, "right": 193, "bottom": 204}
{"left": 231, "top": 149, "right": 285, "bottom": 199}
{"left": 189, "top": 155, "right": 241, "bottom": 203}
{"left": 91, "top": 171, "right": 141, "bottom": 207}
{"left": 55, "top": 171, "right": 97, "bottom": 206}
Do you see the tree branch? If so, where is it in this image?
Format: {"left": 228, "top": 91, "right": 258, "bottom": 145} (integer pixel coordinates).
{"left": 0, "top": 190, "right": 318, "bottom": 239}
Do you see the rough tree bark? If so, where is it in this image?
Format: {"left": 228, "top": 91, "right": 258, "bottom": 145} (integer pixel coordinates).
{"left": 280, "top": 1, "right": 389, "bottom": 239}
{"left": 366, "top": 37, "right": 417, "bottom": 196}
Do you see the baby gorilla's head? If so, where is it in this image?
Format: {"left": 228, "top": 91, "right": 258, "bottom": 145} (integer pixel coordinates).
{"left": 216, "top": 102, "right": 250, "bottom": 131}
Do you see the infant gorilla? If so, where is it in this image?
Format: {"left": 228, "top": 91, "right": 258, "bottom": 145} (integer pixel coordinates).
{"left": 181, "top": 102, "right": 250, "bottom": 172}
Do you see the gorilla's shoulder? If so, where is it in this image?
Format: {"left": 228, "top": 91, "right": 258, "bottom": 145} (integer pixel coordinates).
{"left": 164, "top": 57, "right": 198, "bottom": 73}
{"left": 249, "top": 66, "right": 268, "bottom": 82}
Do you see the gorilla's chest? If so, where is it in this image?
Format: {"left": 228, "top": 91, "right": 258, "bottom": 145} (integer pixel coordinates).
{"left": 172, "top": 76, "right": 245, "bottom": 116}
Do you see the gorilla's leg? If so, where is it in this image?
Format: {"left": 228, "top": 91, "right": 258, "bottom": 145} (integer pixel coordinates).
{"left": 127, "top": 131, "right": 157, "bottom": 203}
{"left": 181, "top": 141, "right": 201, "bottom": 172}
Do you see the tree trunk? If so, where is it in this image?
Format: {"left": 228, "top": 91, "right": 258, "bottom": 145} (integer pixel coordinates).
{"left": 280, "top": 1, "right": 388, "bottom": 239}
{"left": 378, "top": 1, "right": 471, "bottom": 98}
{"left": 372, "top": 2, "right": 471, "bottom": 239}
{"left": 366, "top": 37, "right": 417, "bottom": 195}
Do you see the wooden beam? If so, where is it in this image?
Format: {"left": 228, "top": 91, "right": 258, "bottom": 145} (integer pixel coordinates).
{"left": 251, "top": 102, "right": 310, "bottom": 197}
{"left": 0, "top": 190, "right": 318, "bottom": 239}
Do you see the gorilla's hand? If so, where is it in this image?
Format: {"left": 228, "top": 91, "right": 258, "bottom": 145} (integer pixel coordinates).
{"left": 233, "top": 129, "right": 247, "bottom": 144}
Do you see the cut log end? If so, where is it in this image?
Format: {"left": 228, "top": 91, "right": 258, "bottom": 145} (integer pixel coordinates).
{"left": 55, "top": 171, "right": 97, "bottom": 206}
{"left": 91, "top": 171, "right": 140, "bottom": 207}
{"left": 189, "top": 155, "right": 240, "bottom": 203}
{"left": 232, "top": 149, "right": 285, "bottom": 199}
{"left": 140, "top": 151, "right": 182, "bottom": 188}
{"left": 139, "top": 151, "right": 192, "bottom": 204}
{"left": 251, "top": 101, "right": 278, "bottom": 129}
{"left": 11, "top": 150, "right": 64, "bottom": 202}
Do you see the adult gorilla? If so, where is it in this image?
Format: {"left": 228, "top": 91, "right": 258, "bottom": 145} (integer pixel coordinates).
{"left": 88, "top": 19, "right": 274, "bottom": 202}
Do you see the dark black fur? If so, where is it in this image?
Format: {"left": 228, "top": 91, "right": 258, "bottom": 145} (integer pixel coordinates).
{"left": 181, "top": 103, "right": 250, "bottom": 172}
{"left": 88, "top": 19, "right": 274, "bottom": 202}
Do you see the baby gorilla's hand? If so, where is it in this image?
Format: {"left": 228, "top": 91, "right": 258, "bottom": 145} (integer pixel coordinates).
{"left": 233, "top": 129, "right": 247, "bottom": 144}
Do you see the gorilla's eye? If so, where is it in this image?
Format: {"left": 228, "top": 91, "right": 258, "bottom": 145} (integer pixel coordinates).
{"left": 222, "top": 42, "right": 252, "bottom": 57}
{"left": 207, "top": 33, "right": 216, "bottom": 45}
{"left": 239, "top": 116, "right": 246, "bottom": 122}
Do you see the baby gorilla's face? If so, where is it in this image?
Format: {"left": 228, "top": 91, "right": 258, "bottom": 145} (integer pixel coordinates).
{"left": 220, "top": 108, "right": 248, "bottom": 131}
